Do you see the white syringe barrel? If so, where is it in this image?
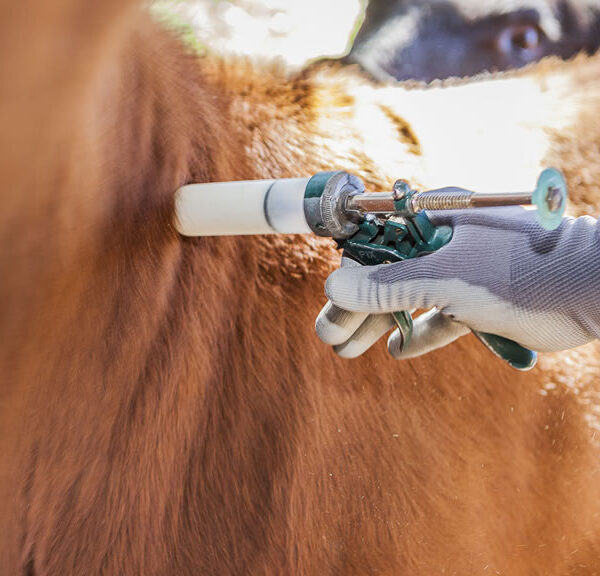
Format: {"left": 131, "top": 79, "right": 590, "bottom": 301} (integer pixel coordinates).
{"left": 174, "top": 178, "right": 312, "bottom": 237}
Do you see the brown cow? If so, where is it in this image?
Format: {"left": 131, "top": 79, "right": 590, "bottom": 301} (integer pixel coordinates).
{"left": 2, "top": 1, "right": 600, "bottom": 574}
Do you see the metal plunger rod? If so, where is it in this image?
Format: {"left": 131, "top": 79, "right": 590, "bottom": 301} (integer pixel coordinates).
{"left": 345, "top": 192, "right": 398, "bottom": 214}
{"left": 346, "top": 187, "right": 535, "bottom": 216}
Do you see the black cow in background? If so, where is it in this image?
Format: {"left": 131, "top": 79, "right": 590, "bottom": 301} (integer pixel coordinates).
{"left": 348, "top": 0, "right": 600, "bottom": 81}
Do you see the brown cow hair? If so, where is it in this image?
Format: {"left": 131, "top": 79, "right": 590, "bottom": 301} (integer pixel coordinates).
{"left": 2, "top": 2, "right": 600, "bottom": 575}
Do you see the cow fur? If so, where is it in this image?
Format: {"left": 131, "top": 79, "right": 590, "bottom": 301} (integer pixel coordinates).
{"left": 2, "top": 2, "right": 600, "bottom": 574}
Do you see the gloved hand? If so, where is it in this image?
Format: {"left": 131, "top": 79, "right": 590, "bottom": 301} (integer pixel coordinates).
{"left": 316, "top": 207, "right": 600, "bottom": 359}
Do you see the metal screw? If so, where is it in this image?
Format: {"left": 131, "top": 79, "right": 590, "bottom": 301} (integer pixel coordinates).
{"left": 392, "top": 179, "right": 411, "bottom": 201}
{"left": 545, "top": 186, "right": 564, "bottom": 212}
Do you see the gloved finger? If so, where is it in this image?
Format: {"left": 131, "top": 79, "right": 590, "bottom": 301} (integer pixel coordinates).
{"left": 316, "top": 256, "right": 373, "bottom": 345}
{"left": 325, "top": 260, "right": 447, "bottom": 314}
{"left": 334, "top": 313, "right": 396, "bottom": 359}
{"left": 315, "top": 301, "right": 369, "bottom": 346}
{"left": 388, "top": 308, "right": 470, "bottom": 359}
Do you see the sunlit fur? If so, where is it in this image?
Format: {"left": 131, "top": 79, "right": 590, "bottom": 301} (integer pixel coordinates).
{"left": 2, "top": 2, "right": 600, "bottom": 574}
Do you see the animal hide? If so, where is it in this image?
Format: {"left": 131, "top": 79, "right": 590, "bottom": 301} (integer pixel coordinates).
{"left": 1, "top": 2, "right": 600, "bottom": 574}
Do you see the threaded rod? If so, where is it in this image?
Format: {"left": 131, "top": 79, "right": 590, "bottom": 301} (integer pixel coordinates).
{"left": 412, "top": 188, "right": 533, "bottom": 212}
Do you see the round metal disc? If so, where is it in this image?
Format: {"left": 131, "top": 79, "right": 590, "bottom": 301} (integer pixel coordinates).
{"left": 532, "top": 168, "right": 567, "bottom": 231}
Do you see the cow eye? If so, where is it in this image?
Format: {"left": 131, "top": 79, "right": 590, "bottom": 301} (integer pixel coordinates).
{"left": 496, "top": 23, "right": 545, "bottom": 61}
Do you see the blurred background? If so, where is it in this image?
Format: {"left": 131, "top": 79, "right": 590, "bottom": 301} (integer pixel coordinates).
{"left": 152, "top": 0, "right": 366, "bottom": 67}
{"left": 154, "top": 0, "right": 600, "bottom": 79}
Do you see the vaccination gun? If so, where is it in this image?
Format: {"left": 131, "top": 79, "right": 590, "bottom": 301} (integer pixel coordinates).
{"left": 174, "top": 168, "right": 567, "bottom": 371}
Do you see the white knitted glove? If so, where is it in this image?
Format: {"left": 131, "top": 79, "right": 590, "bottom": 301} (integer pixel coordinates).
{"left": 316, "top": 208, "right": 600, "bottom": 359}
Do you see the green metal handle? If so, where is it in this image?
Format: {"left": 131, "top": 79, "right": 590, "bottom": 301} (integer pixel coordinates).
{"left": 474, "top": 332, "right": 537, "bottom": 371}
{"left": 392, "top": 310, "right": 413, "bottom": 350}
